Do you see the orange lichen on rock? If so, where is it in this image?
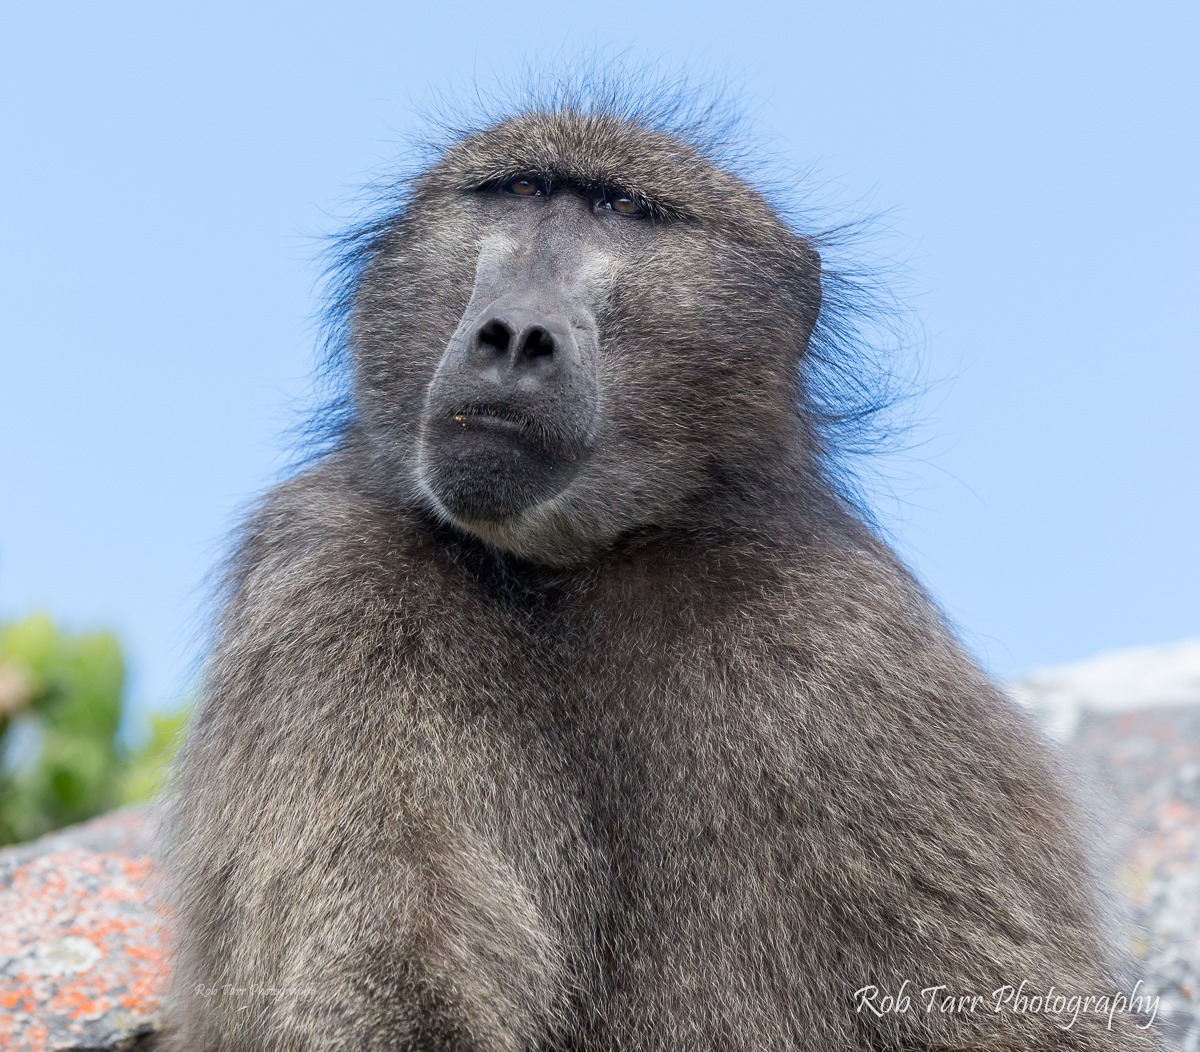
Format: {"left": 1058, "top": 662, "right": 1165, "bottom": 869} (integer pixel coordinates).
{"left": 0, "top": 808, "right": 167, "bottom": 1051}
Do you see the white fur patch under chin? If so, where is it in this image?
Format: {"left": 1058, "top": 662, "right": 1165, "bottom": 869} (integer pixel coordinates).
{"left": 458, "top": 491, "right": 618, "bottom": 566}
{"left": 457, "top": 496, "right": 572, "bottom": 557}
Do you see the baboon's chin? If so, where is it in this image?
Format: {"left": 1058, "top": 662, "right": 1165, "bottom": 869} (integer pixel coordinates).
{"left": 417, "top": 419, "right": 583, "bottom": 526}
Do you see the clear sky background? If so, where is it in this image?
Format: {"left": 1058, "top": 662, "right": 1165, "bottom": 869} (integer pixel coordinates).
{"left": 3, "top": 1, "right": 1197, "bottom": 726}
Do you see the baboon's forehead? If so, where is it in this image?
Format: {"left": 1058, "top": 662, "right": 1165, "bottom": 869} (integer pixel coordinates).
{"left": 428, "top": 110, "right": 773, "bottom": 225}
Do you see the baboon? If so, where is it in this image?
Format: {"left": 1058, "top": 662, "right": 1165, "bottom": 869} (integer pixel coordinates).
{"left": 161, "top": 91, "right": 1157, "bottom": 1052}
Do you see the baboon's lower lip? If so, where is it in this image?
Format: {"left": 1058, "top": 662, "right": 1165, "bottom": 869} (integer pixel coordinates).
{"left": 451, "top": 413, "right": 521, "bottom": 432}
{"left": 426, "top": 402, "right": 586, "bottom": 459}
{"left": 444, "top": 405, "right": 538, "bottom": 436}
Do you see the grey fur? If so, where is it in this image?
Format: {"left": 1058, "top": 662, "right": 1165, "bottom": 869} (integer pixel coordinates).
{"left": 160, "top": 105, "right": 1157, "bottom": 1051}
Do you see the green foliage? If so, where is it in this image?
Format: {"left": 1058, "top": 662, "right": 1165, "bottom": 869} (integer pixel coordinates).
{"left": 118, "top": 706, "right": 190, "bottom": 805}
{"left": 0, "top": 613, "right": 186, "bottom": 846}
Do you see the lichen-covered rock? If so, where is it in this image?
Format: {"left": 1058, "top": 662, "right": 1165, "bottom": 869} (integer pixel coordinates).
{"left": 1014, "top": 639, "right": 1200, "bottom": 1051}
{"left": 0, "top": 807, "right": 165, "bottom": 1051}
{"left": 1072, "top": 706, "right": 1200, "bottom": 1052}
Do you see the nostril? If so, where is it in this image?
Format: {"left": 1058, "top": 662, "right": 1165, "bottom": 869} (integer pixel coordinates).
{"left": 520, "top": 327, "right": 555, "bottom": 360}
{"left": 478, "top": 320, "right": 513, "bottom": 354}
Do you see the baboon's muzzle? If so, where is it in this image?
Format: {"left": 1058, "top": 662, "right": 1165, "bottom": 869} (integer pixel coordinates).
{"left": 419, "top": 231, "right": 601, "bottom": 524}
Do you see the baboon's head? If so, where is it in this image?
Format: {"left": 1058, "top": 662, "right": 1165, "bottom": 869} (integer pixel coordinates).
{"left": 349, "top": 108, "right": 823, "bottom": 564}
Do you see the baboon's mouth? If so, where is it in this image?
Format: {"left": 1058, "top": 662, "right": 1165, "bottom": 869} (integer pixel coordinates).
{"left": 448, "top": 403, "right": 538, "bottom": 434}
{"left": 441, "top": 403, "right": 566, "bottom": 450}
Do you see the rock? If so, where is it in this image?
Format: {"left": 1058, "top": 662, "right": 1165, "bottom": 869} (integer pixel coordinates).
{"left": 1010, "top": 638, "right": 1200, "bottom": 741}
{"left": 0, "top": 807, "right": 165, "bottom": 1051}
{"left": 1072, "top": 707, "right": 1200, "bottom": 1051}
{"left": 1014, "top": 640, "right": 1200, "bottom": 1051}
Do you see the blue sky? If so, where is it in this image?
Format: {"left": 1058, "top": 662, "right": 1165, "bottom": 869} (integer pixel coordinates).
{"left": 3, "top": 2, "right": 1197, "bottom": 725}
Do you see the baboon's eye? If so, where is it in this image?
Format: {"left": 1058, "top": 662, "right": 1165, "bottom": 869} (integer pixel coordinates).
{"left": 502, "top": 175, "right": 549, "bottom": 198}
{"left": 595, "top": 189, "right": 646, "bottom": 218}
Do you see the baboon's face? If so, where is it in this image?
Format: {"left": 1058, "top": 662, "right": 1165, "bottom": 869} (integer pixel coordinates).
{"left": 353, "top": 112, "right": 822, "bottom": 564}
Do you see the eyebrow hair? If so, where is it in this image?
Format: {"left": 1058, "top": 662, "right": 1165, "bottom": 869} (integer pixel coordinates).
{"left": 467, "top": 166, "right": 689, "bottom": 225}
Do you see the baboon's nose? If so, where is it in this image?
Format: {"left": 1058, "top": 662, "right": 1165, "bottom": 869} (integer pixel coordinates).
{"left": 470, "top": 308, "right": 565, "bottom": 380}
{"left": 428, "top": 297, "right": 597, "bottom": 438}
